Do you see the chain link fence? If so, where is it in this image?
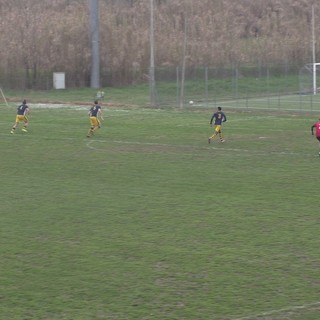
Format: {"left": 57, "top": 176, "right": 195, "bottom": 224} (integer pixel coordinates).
{"left": 153, "top": 64, "right": 320, "bottom": 111}
{"left": 1, "top": 63, "right": 320, "bottom": 111}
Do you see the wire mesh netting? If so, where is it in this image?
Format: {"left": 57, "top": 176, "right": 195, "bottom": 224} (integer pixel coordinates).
{"left": 153, "top": 64, "right": 320, "bottom": 111}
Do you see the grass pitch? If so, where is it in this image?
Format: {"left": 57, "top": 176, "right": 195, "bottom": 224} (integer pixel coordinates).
{"left": 1, "top": 104, "right": 320, "bottom": 319}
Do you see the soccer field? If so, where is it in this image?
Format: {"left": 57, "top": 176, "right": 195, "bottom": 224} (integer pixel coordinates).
{"left": 1, "top": 104, "right": 320, "bottom": 319}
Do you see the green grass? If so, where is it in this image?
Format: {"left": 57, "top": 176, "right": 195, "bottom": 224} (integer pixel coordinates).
{"left": 1, "top": 104, "right": 320, "bottom": 319}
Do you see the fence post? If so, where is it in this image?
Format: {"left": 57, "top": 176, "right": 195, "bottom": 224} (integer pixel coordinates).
{"left": 176, "top": 66, "right": 180, "bottom": 107}
{"left": 205, "top": 66, "right": 208, "bottom": 107}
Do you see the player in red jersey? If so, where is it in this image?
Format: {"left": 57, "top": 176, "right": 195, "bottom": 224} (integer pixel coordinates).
{"left": 311, "top": 118, "right": 320, "bottom": 156}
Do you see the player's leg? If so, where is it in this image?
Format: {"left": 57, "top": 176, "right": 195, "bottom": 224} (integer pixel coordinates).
{"left": 211, "top": 126, "right": 220, "bottom": 139}
{"left": 21, "top": 116, "right": 29, "bottom": 132}
{"left": 218, "top": 130, "right": 225, "bottom": 143}
{"left": 89, "top": 119, "right": 101, "bottom": 136}
{"left": 208, "top": 132, "right": 217, "bottom": 143}
{"left": 93, "top": 119, "right": 101, "bottom": 131}
{"left": 11, "top": 123, "right": 17, "bottom": 133}
{"left": 87, "top": 117, "right": 96, "bottom": 137}
{"left": 11, "top": 116, "right": 20, "bottom": 133}
{"left": 208, "top": 126, "right": 219, "bottom": 143}
{"left": 87, "top": 126, "right": 94, "bottom": 137}
{"left": 92, "top": 126, "right": 98, "bottom": 134}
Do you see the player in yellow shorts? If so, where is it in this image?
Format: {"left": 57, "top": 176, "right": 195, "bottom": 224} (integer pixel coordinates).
{"left": 208, "top": 106, "right": 227, "bottom": 143}
{"left": 11, "top": 100, "right": 30, "bottom": 134}
{"left": 87, "top": 100, "right": 104, "bottom": 137}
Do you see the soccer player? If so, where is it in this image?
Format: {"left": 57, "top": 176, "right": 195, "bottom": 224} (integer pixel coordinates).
{"left": 87, "top": 100, "right": 104, "bottom": 137}
{"left": 208, "top": 106, "right": 227, "bottom": 143}
{"left": 311, "top": 118, "right": 320, "bottom": 156}
{"left": 11, "top": 99, "right": 30, "bottom": 134}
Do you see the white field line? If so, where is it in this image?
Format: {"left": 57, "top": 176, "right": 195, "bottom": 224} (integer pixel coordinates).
{"left": 232, "top": 301, "right": 320, "bottom": 320}
{"left": 177, "top": 116, "right": 277, "bottom": 127}
{"left": 85, "top": 139, "right": 317, "bottom": 157}
{"left": 112, "top": 140, "right": 247, "bottom": 153}
{"left": 178, "top": 115, "right": 310, "bottom": 128}
{"left": 0, "top": 134, "right": 215, "bottom": 151}
{"left": 0, "top": 133, "right": 75, "bottom": 141}
{"left": 3, "top": 134, "right": 315, "bottom": 158}
{"left": 86, "top": 139, "right": 249, "bottom": 152}
{"left": 29, "top": 104, "right": 167, "bottom": 114}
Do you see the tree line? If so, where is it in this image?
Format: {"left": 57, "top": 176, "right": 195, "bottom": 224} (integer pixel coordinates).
{"left": 0, "top": 0, "right": 319, "bottom": 89}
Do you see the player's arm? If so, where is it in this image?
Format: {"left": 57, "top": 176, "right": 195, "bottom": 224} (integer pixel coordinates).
{"left": 98, "top": 109, "right": 104, "bottom": 121}
{"left": 311, "top": 124, "right": 315, "bottom": 135}
{"left": 210, "top": 115, "right": 214, "bottom": 126}
{"left": 24, "top": 108, "right": 30, "bottom": 119}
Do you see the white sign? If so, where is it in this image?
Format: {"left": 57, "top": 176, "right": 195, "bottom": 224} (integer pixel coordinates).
{"left": 53, "top": 72, "right": 65, "bottom": 89}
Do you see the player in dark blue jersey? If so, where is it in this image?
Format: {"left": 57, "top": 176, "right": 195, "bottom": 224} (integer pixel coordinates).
{"left": 11, "top": 100, "right": 30, "bottom": 134}
{"left": 208, "top": 106, "right": 227, "bottom": 143}
{"left": 87, "top": 100, "right": 104, "bottom": 137}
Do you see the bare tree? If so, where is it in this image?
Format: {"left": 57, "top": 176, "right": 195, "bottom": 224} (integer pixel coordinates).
{"left": 0, "top": 0, "right": 320, "bottom": 88}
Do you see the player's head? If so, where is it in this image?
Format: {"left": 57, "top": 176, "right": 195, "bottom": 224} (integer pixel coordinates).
{"left": 94, "top": 100, "right": 98, "bottom": 104}
{"left": 218, "top": 106, "right": 222, "bottom": 111}
{"left": 23, "top": 99, "right": 27, "bottom": 104}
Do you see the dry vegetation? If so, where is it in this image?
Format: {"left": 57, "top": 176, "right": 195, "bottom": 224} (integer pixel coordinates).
{"left": 0, "top": 0, "right": 319, "bottom": 88}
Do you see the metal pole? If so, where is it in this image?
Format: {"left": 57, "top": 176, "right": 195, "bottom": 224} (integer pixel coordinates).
{"left": 205, "top": 67, "right": 208, "bottom": 107}
{"left": 176, "top": 66, "right": 180, "bottom": 106}
{"left": 149, "top": 0, "right": 156, "bottom": 107}
{"left": 90, "top": 0, "right": 100, "bottom": 89}
{"left": 179, "top": 15, "right": 187, "bottom": 108}
{"left": 312, "top": 5, "right": 316, "bottom": 95}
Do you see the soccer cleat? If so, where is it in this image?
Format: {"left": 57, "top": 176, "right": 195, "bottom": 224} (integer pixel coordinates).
{"left": 10, "top": 130, "right": 14, "bottom": 134}
{"left": 22, "top": 128, "right": 28, "bottom": 132}
{"left": 220, "top": 139, "right": 225, "bottom": 143}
